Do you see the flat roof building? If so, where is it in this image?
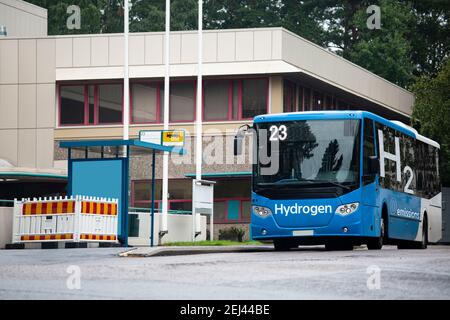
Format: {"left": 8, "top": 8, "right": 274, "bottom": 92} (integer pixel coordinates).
{"left": 0, "top": 1, "right": 415, "bottom": 240}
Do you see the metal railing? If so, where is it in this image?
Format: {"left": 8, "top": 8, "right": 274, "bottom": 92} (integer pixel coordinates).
{"left": 128, "top": 207, "right": 192, "bottom": 215}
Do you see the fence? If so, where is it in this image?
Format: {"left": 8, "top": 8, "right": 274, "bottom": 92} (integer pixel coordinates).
{"left": 12, "top": 196, "right": 118, "bottom": 244}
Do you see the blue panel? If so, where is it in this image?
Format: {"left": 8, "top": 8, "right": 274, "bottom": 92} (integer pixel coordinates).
{"left": 228, "top": 200, "right": 240, "bottom": 220}
{"left": 70, "top": 159, "right": 125, "bottom": 240}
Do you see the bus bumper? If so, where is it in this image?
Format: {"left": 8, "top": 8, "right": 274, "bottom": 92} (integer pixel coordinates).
{"left": 251, "top": 212, "right": 364, "bottom": 240}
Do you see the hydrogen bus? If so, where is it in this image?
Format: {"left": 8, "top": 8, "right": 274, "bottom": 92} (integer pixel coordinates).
{"left": 235, "top": 111, "right": 442, "bottom": 251}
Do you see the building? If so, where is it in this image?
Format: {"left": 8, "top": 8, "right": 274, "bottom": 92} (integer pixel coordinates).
{"left": 0, "top": 0, "right": 414, "bottom": 241}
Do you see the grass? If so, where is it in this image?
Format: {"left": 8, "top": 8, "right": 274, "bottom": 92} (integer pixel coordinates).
{"left": 164, "top": 240, "right": 263, "bottom": 246}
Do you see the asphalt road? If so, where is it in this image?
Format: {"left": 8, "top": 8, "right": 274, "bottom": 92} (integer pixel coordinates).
{"left": 0, "top": 245, "right": 449, "bottom": 299}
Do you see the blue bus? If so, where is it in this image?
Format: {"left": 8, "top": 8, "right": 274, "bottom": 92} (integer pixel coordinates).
{"left": 235, "top": 111, "right": 442, "bottom": 251}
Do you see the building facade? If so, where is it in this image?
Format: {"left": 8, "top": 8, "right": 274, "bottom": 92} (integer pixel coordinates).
{"left": 0, "top": 1, "right": 415, "bottom": 240}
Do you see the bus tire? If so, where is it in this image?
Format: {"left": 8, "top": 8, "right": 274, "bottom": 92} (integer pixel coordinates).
{"left": 273, "top": 239, "right": 292, "bottom": 251}
{"left": 398, "top": 215, "right": 428, "bottom": 249}
{"left": 367, "top": 217, "right": 385, "bottom": 250}
{"left": 325, "top": 241, "right": 353, "bottom": 251}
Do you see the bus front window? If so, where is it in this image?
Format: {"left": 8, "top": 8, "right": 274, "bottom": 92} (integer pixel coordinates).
{"left": 253, "top": 119, "right": 361, "bottom": 198}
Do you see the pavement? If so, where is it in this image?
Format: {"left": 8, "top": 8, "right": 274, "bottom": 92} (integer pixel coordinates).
{"left": 0, "top": 245, "right": 449, "bottom": 299}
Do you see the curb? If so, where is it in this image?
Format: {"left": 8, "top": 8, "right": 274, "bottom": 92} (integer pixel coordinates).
{"left": 119, "top": 245, "right": 273, "bottom": 257}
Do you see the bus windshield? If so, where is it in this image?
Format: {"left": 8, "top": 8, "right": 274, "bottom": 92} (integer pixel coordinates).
{"left": 253, "top": 119, "right": 360, "bottom": 197}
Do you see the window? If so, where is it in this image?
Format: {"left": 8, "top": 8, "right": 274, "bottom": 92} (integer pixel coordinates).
{"left": 88, "top": 86, "right": 95, "bottom": 124}
{"left": 170, "top": 81, "right": 195, "bottom": 122}
{"left": 298, "top": 86, "right": 304, "bottom": 111}
{"left": 363, "top": 118, "right": 376, "bottom": 184}
{"left": 60, "top": 78, "right": 269, "bottom": 126}
{"left": 304, "top": 88, "right": 311, "bottom": 111}
{"left": 59, "top": 83, "right": 123, "bottom": 126}
{"left": 204, "top": 80, "right": 229, "bottom": 120}
{"left": 325, "top": 95, "right": 333, "bottom": 110}
{"left": 98, "top": 84, "right": 122, "bottom": 124}
{"left": 132, "top": 83, "right": 159, "bottom": 123}
{"left": 60, "top": 86, "right": 85, "bottom": 125}
{"left": 313, "top": 91, "right": 323, "bottom": 110}
{"left": 283, "top": 80, "right": 296, "bottom": 112}
{"left": 241, "top": 200, "right": 251, "bottom": 222}
{"left": 242, "top": 79, "right": 267, "bottom": 118}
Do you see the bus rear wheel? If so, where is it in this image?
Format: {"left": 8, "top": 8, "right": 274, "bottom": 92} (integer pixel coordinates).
{"left": 398, "top": 217, "right": 428, "bottom": 250}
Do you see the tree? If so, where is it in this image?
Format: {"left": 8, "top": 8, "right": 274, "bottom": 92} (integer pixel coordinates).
{"left": 412, "top": 59, "right": 450, "bottom": 185}
{"left": 409, "top": 0, "right": 450, "bottom": 77}
{"left": 26, "top": 0, "right": 104, "bottom": 35}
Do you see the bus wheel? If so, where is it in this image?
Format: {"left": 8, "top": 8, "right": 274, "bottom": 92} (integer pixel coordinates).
{"left": 273, "top": 239, "right": 292, "bottom": 251}
{"left": 398, "top": 216, "right": 428, "bottom": 250}
{"left": 367, "top": 218, "right": 385, "bottom": 250}
{"left": 325, "top": 241, "right": 354, "bottom": 251}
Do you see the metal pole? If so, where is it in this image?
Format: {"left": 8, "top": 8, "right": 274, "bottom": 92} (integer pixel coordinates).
{"left": 193, "top": 0, "right": 203, "bottom": 242}
{"left": 161, "top": 0, "right": 170, "bottom": 235}
{"left": 195, "top": 0, "right": 203, "bottom": 181}
{"left": 150, "top": 150, "right": 156, "bottom": 247}
{"left": 123, "top": 0, "right": 129, "bottom": 141}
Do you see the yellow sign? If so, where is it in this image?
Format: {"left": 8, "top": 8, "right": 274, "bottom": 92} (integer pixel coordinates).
{"left": 162, "top": 130, "right": 185, "bottom": 146}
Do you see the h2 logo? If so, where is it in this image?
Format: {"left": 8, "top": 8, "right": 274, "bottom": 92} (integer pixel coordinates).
{"left": 378, "top": 129, "right": 414, "bottom": 194}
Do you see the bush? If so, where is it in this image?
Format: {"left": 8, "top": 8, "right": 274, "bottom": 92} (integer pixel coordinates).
{"left": 218, "top": 227, "right": 246, "bottom": 242}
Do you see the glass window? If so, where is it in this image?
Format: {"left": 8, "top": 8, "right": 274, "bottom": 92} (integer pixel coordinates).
{"left": 170, "top": 82, "right": 195, "bottom": 122}
{"left": 98, "top": 84, "right": 122, "bottom": 124}
{"left": 242, "top": 79, "right": 267, "bottom": 118}
{"left": 325, "top": 96, "right": 333, "bottom": 110}
{"left": 214, "top": 179, "right": 251, "bottom": 199}
{"left": 60, "top": 86, "right": 85, "bottom": 125}
{"left": 241, "top": 200, "right": 251, "bottom": 221}
{"left": 304, "top": 88, "right": 311, "bottom": 111}
{"left": 313, "top": 91, "right": 323, "bottom": 110}
{"left": 132, "top": 83, "right": 158, "bottom": 123}
{"left": 170, "top": 201, "right": 192, "bottom": 212}
{"left": 169, "top": 179, "right": 192, "bottom": 199}
{"left": 88, "top": 85, "right": 95, "bottom": 124}
{"left": 133, "top": 180, "right": 162, "bottom": 202}
{"left": 283, "top": 80, "right": 296, "bottom": 112}
{"left": 298, "top": 86, "right": 304, "bottom": 111}
{"left": 214, "top": 201, "right": 227, "bottom": 222}
{"left": 363, "top": 118, "right": 376, "bottom": 183}
{"left": 204, "top": 80, "right": 229, "bottom": 120}
{"left": 232, "top": 80, "right": 239, "bottom": 120}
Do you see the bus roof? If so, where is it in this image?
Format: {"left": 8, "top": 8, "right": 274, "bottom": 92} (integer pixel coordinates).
{"left": 253, "top": 110, "right": 440, "bottom": 149}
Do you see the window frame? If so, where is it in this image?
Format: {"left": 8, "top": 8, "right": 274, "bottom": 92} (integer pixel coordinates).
{"left": 59, "top": 77, "right": 269, "bottom": 127}
{"left": 58, "top": 82, "right": 124, "bottom": 127}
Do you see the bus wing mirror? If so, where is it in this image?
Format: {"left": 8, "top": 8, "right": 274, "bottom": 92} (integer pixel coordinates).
{"left": 369, "top": 156, "right": 379, "bottom": 175}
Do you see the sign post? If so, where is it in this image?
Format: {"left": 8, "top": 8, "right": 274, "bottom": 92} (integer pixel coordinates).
{"left": 192, "top": 179, "right": 215, "bottom": 241}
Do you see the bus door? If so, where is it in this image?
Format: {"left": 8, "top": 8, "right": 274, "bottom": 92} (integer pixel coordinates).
{"left": 362, "top": 118, "right": 380, "bottom": 235}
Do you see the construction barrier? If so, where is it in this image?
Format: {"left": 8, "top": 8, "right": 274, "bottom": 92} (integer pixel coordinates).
{"left": 12, "top": 196, "right": 119, "bottom": 244}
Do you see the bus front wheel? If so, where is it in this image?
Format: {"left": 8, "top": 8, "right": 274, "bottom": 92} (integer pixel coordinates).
{"left": 273, "top": 239, "right": 294, "bottom": 251}
{"left": 367, "top": 217, "right": 385, "bottom": 250}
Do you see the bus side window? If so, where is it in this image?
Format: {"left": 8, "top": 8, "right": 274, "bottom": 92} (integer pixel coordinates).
{"left": 363, "top": 118, "right": 376, "bottom": 184}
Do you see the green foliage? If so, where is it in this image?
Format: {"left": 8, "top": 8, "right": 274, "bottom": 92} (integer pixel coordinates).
{"left": 164, "top": 240, "right": 261, "bottom": 246}
{"left": 347, "top": 0, "right": 415, "bottom": 88}
{"left": 412, "top": 59, "right": 450, "bottom": 185}
{"left": 218, "top": 227, "right": 246, "bottom": 242}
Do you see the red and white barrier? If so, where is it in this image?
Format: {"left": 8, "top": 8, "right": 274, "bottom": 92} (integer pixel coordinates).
{"left": 12, "top": 196, "right": 119, "bottom": 244}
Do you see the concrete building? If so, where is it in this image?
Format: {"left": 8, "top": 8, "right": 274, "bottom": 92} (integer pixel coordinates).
{"left": 0, "top": 1, "right": 415, "bottom": 241}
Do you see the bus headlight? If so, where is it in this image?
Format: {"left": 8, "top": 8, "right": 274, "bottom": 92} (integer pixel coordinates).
{"left": 335, "top": 202, "right": 359, "bottom": 216}
{"left": 252, "top": 206, "right": 272, "bottom": 218}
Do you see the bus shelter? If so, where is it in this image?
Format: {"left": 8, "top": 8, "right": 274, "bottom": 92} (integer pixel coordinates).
{"left": 59, "top": 139, "right": 185, "bottom": 247}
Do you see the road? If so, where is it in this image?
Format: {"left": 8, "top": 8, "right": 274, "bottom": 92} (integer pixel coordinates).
{"left": 0, "top": 245, "right": 449, "bottom": 299}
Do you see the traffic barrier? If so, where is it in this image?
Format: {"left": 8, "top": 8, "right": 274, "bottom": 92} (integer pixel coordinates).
{"left": 12, "top": 196, "right": 119, "bottom": 244}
